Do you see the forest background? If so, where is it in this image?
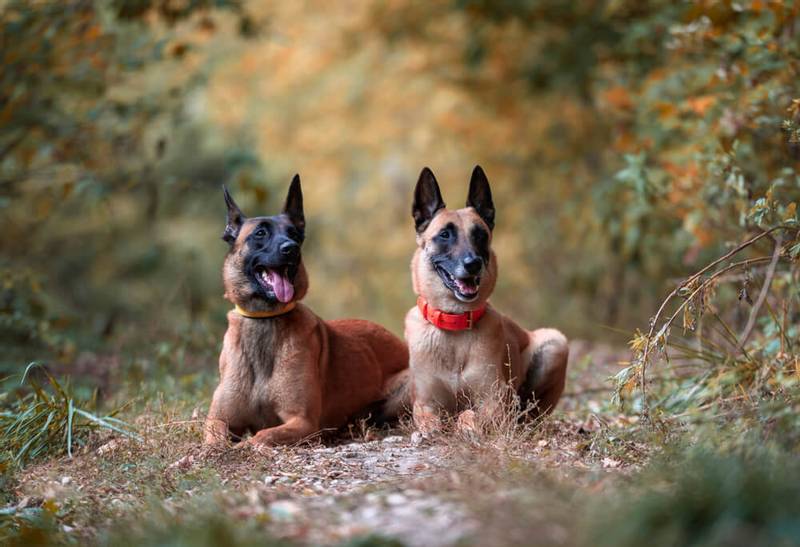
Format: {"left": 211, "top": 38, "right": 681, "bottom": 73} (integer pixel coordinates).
{"left": 1, "top": 1, "right": 799, "bottom": 546}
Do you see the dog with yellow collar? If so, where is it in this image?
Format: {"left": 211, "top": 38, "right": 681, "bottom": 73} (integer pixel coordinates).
{"left": 405, "top": 166, "right": 568, "bottom": 436}
{"left": 204, "top": 176, "right": 409, "bottom": 446}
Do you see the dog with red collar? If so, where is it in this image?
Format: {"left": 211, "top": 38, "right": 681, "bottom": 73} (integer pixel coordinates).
{"left": 405, "top": 166, "right": 569, "bottom": 436}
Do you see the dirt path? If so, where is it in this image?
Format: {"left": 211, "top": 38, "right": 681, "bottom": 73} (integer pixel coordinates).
{"left": 10, "top": 341, "right": 641, "bottom": 545}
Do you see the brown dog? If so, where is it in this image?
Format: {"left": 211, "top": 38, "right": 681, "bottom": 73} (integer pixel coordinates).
{"left": 204, "top": 176, "right": 409, "bottom": 446}
{"left": 405, "top": 166, "right": 568, "bottom": 434}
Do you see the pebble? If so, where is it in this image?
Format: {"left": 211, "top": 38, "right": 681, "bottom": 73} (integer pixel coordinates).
{"left": 269, "top": 500, "right": 301, "bottom": 521}
{"left": 386, "top": 493, "right": 407, "bottom": 506}
{"left": 382, "top": 435, "right": 405, "bottom": 444}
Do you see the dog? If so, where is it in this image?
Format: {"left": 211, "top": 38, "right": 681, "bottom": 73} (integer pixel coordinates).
{"left": 405, "top": 166, "right": 568, "bottom": 435}
{"left": 204, "top": 175, "right": 409, "bottom": 446}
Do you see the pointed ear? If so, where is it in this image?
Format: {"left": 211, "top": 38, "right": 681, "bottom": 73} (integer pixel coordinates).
{"left": 222, "top": 185, "right": 246, "bottom": 244}
{"left": 466, "top": 165, "right": 495, "bottom": 230}
{"left": 282, "top": 174, "right": 305, "bottom": 234}
{"left": 412, "top": 167, "right": 446, "bottom": 233}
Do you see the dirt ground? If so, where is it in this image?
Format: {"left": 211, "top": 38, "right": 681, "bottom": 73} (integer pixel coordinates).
{"left": 10, "top": 340, "right": 644, "bottom": 546}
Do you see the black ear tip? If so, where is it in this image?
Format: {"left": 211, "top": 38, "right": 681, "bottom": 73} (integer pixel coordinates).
{"left": 419, "top": 166, "right": 438, "bottom": 180}
{"left": 472, "top": 165, "right": 487, "bottom": 178}
{"left": 222, "top": 184, "right": 235, "bottom": 205}
{"left": 288, "top": 174, "right": 303, "bottom": 197}
{"left": 417, "top": 167, "right": 439, "bottom": 190}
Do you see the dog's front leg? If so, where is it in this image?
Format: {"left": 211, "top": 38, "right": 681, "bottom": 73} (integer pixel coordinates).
{"left": 204, "top": 417, "right": 229, "bottom": 445}
{"left": 249, "top": 416, "right": 319, "bottom": 446}
{"left": 204, "top": 384, "right": 236, "bottom": 445}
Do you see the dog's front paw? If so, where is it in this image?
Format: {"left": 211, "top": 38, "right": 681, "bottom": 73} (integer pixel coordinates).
{"left": 456, "top": 409, "right": 477, "bottom": 433}
{"left": 240, "top": 432, "right": 280, "bottom": 455}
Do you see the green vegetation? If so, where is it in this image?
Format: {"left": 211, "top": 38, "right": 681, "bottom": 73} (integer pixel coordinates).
{"left": 1, "top": 0, "right": 799, "bottom": 545}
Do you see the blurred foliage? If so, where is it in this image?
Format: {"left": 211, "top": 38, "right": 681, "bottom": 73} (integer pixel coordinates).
{"left": 597, "top": 0, "right": 800, "bottom": 421}
{"left": 590, "top": 440, "right": 800, "bottom": 547}
{"left": 1, "top": 0, "right": 260, "bottom": 374}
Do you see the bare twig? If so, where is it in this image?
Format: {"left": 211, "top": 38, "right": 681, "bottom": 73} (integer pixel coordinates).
{"left": 635, "top": 224, "right": 796, "bottom": 419}
{"left": 738, "top": 234, "right": 783, "bottom": 352}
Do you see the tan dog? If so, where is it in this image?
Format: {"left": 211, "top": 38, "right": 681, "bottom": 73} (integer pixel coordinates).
{"left": 204, "top": 176, "right": 409, "bottom": 446}
{"left": 405, "top": 166, "right": 568, "bottom": 434}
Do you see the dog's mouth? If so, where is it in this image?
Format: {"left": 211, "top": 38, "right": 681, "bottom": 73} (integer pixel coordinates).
{"left": 434, "top": 265, "right": 480, "bottom": 302}
{"left": 253, "top": 265, "right": 295, "bottom": 303}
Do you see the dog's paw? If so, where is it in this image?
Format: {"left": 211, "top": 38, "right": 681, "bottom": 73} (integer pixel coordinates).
{"left": 456, "top": 409, "right": 480, "bottom": 437}
{"left": 237, "top": 436, "right": 276, "bottom": 456}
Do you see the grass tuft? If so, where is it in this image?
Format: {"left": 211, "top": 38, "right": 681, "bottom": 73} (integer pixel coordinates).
{"left": 0, "top": 363, "right": 140, "bottom": 470}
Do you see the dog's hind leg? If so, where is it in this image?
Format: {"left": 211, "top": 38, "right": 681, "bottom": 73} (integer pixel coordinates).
{"left": 379, "top": 368, "right": 413, "bottom": 421}
{"left": 518, "top": 328, "right": 569, "bottom": 416}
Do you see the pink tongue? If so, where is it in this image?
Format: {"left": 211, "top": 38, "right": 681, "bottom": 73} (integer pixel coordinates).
{"left": 267, "top": 269, "right": 295, "bottom": 303}
{"left": 456, "top": 278, "right": 478, "bottom": 294}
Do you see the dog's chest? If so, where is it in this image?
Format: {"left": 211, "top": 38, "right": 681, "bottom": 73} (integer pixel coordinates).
{"left": 413, "top": 325, "right": 484, "bottom": 375}
{"left": 224, "top": 321, "right": 284, "bottom": 419}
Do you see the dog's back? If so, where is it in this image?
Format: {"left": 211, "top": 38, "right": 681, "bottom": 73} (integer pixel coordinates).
{"left": 322, "top": 319, "right": 410, "bottom": 426}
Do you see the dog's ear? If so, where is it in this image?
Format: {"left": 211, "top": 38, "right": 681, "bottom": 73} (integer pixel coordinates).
{"left": 466, "top": 165, "right": 495, "bottom": 230}
{"left": 412, "top": 167, "right": 446, "bottom": 233}
{"left": 222, "top": 185, "right": 246, "bottom": 244}
{"left": 282, "top": 174, "right": 305, "bottom": 234}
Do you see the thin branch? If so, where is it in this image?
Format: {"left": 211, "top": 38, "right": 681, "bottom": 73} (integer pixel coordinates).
{"left": 738, "top": 234, "right": 783, "bottom": 352}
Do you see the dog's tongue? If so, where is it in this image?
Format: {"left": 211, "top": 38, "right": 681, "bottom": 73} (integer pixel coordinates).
{"left": 455, "top": 278, "right": 479, "bottom": 295}
{"left": 267, "top": 269, "right": 294, "bottom": 303}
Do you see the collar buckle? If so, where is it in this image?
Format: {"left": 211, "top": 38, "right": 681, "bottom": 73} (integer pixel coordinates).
{"left": 466, "top": 310, "right": 474, "bottom": 330}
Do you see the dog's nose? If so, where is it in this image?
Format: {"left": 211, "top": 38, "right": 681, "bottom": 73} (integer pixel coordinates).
{"left": 280, "top": 241, "right": 300, "bottom": 259}
{"left": 462, "top": 255, "right": 483, "bottom": 275}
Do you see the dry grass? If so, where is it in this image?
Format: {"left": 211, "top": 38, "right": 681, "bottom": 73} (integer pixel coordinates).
{"left": 4, "top": 340, "right": 795, "bottom": 546}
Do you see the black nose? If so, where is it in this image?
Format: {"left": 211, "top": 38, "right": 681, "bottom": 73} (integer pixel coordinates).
{"left": 280, "top": 241, "right": 300, "bottom": 259}
{"left": 462, "top": 255, "right": 482, "bottom": 275}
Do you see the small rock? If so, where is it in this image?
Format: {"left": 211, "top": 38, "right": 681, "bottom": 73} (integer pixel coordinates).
{"left": 60, "top": 476, "right": 72, "bottom": 486}
{"left": 382, "top": 435, "right": 404, "bottom": 444}
{"left": 602, "top": 457, "right": 621, "bottom": 468}
{"left": 97, "top": 439, "right": 121, "bottom": 456}
{"left": 386, "top": 493, "right": 407, "bottom": 506}
{"left": 269, "top": 500, "right": 301, "bottom": 522}
{"left": 168, "top": 454, "right": 195, "bottom": 471}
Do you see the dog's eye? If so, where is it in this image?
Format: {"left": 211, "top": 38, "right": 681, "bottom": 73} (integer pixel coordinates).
{"left": 254, "top": 228, "right": 267, "bottom": 238}
{"left": 438, "top": 229, "right": 451, "bottom": 240}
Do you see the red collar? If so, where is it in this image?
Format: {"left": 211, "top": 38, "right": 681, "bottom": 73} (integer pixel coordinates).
{"left": 417, "top": 297, "right": 487, "bottom": 331}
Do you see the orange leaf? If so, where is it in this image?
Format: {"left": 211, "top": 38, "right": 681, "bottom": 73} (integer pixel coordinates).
{"left": 686, "top": 95, "right": 716, "bottom": 115}
{"left": 604, "top": 86, "right": 633, "bottom": 110}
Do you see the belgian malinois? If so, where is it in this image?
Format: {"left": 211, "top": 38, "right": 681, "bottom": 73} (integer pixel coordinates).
{"left": 204, "top": 176, "right": 409, "bottom": 446}
{"left": 405, "top": 166, "right": 568, "bottom": 434}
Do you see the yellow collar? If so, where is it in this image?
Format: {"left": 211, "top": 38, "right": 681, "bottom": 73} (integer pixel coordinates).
{"left": 233, "top": 302, "right": 296, "bottom": 318}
